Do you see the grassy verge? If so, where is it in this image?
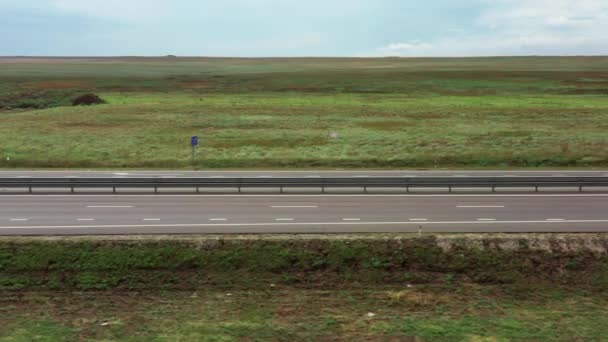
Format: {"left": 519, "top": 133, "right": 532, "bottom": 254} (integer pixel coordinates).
{"left": 3, "top": 234, "right": 608, "bottom": 290}
{"left": 3, "top": 286, "right": 608, "bottom": 341}
{"left": 1, "top": 57, "right": 608, "bottom": 169}
{"left": 2, "top": 234, "right": 608, "bottom": 340}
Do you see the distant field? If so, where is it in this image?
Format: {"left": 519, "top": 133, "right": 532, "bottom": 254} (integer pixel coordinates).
{"left": 1, "top": 56, "right": 607, "bottom": 169}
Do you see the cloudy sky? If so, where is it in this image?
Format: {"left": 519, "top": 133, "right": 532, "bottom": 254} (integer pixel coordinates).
{"left": 1, "top": 0, "right": 606, "bottom": 57}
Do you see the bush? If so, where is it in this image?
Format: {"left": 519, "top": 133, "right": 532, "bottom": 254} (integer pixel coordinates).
{"left": 72, "top": 93, "right": 105, "bottom": 106}
{"left": 1, "top": 90, "right": 74, "bottom": 110}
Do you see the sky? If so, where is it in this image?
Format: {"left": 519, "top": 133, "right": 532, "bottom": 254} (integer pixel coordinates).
{"left": 1, "top": 0, "right": 607, "bottom": 57}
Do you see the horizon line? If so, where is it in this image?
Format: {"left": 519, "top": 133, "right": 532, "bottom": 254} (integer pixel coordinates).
{"left": 1, "top": 55, "right": 608, "bottom": 59}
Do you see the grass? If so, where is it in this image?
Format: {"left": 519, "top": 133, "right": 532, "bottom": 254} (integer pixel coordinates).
{"left": 2, "top": 235, "right": 608, "bottom": 340}
{"left": 1, "top": 56, "right": 608, "bottom": 169}
{"left": 2, "top": 235, "right": 608, "bottom": 290}
{"left": 2, "top": 286, "right": 608, "bottom": 341}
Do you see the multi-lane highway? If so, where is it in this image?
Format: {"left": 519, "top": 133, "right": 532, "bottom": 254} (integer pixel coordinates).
{"left": 1, "top": 191, "right": 608, "bottom": 235}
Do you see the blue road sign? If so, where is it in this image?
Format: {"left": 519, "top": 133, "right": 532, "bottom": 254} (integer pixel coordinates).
{"left": 191, "top": 136, "right": 199, "bottom": 147}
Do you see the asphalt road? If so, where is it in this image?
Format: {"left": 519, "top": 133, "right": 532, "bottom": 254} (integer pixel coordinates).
{"left": 1, "top": 193, "right": 608, "bottom": 235}
{"left": 2, "top": 170, "right": 608, "bottom": 178}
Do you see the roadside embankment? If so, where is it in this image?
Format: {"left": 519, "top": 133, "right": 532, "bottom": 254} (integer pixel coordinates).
{"left": 2, "top": 233, "right": 608, "bottom": 290}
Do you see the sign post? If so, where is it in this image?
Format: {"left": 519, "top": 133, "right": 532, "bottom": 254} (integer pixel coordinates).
{"left": 191, "top": 136, "right": 199, "bottom": 165}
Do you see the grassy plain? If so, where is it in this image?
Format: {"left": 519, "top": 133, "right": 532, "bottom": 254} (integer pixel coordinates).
{"left": 1, "top": 56, "right": 608, "bottom": 169}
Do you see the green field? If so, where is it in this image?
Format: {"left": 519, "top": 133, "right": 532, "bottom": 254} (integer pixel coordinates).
{"left": 1, "top": 56, "right": 608, "bottom": 169}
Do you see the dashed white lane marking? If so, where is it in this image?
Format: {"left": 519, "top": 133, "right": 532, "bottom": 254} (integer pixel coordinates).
{"left": 271, "top": 206, "right": 318, "bottom": 208}
{"left": 306, "top": 175, "right": 321, "bottom": 178}
{"left": 77, "top": 219, "right": 95, "bottom": 222}
{"left": 10, "top": 219, "right": 29, "bottom": 222}
{"left": 457, "top": 206, "right": 506, "bottom": 208}
{"left": 275, "top": 218, "right": 295, "bottom": 221}
{"left": 410, "top": 218, "right": 428, "bottom": 221}
{"left": 210, "top": 218, "right": 227, "bottom": 221}
{"left": 16, "top": 176, "right": 32, "bottom": 178}
{"left": 342, "top": 218, "right": 361, "bottom": 221}
{"left": 547, "top": 218, "right": 566, "bottom": 221}
{"left": 87, "top": 206, "right": 134, "bottom": 208}
{"left": 143, "top": 218, "right": 161, "bottom": 221}
{"left": 477, "top": 218, "right": 497, "bottom": 221}
{"left": 354, "top": 175, "right": 370, "bottom": 178}
{"left": 127, "top": 174, "right": 184, "bottom": 177}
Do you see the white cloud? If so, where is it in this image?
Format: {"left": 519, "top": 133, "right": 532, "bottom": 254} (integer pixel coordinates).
{"left": 379, "top": 42, "right": 434, "bottom": 56}
{"left": 373, "top": 0, "right": 608, "bottom": 56}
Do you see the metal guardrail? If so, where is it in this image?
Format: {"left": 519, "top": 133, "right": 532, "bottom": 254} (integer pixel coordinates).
{"left": 0, "top": 176, "right": 607, "bottom": 193}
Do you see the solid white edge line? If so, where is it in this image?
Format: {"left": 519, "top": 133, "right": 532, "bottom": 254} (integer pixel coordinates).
{"left": 271, "top": 206, "right": 319, "bottom": 208}
{"left": 87, "top": 206, "right": 134, "bottom": 208}
{"left": 3, "top": 219, "right": 608, "bottom": 229}
{"left": 457, "top": 206, "right": 506, "bottom": 208}
{"left": 4, "top": 194, "right": 608, "bottom": 198}
{"left": 2, "top": 170, "right": 608, "bottom": 175}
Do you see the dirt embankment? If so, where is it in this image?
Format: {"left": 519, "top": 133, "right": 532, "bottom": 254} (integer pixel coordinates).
{"left": 2, "top": 233, "right": 608, "bottom": 290}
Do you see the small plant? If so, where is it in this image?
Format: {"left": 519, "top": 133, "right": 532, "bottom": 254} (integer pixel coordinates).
{"left": 446, "top": 274, "right": 456, "bottom": 283}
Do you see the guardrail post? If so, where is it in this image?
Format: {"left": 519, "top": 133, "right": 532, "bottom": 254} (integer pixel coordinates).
{"left": 406, "top": 185, "right": 409, "bottom": 193}
{"left": 449, "top": 185, "right": 452, "bottom": 193}
{"left": 364, "top": 186, "right": 367, "bottom": 193}
{"left": 113, "top": 185, "right": 116, "bottom": 194}
{"left": 154, "top": 185, "right": 158, "bottom": 194}
{"left": 280, "top": 186, "right": 284, "bottom": 194}
{"left": 579, "top": 184, "right": 583, "bottom": 192}
{"left": 492, "top": 186, "right": 496, "bottom": 193}
{"left": 535, "top": 185, "right": 539, "bottom": 193}
{"left": 196, "top": 186, "right": 200, "bottom": 194}
{"left": 321, "top": 185, "right": 325, "bottom": 194}
{"left": 238, "top": 186, "right": 241, "bottom": 193}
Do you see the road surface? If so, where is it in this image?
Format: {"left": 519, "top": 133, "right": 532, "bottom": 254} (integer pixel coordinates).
{"left": 1, "top": 193, "right": 608, "bottom": 235}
